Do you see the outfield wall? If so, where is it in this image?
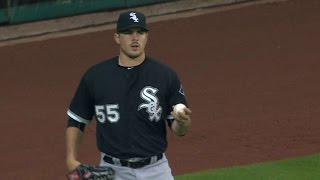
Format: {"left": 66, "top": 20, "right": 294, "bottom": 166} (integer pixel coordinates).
{"left": 0, "top": 0, "right": 260, "bottom": 43}
{"left": 0, "top": 0, "right": 253, "bottom": 25}
{"left": 0, "top": 0, "right": 175, "bottom": 24}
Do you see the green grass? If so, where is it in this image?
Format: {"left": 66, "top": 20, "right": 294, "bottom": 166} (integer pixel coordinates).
{"left": 175, "top": 154, "right": 320, "bottom": 180}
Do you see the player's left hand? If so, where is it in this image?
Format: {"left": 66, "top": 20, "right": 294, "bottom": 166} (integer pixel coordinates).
{"left": 66, "top": 164, "right": 115, "bottom": 180}
{"left": 171, "top": 106, "right": 192, "bottom": 127}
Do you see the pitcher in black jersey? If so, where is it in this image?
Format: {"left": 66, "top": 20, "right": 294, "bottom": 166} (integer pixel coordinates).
{"left": 65, "top": 10, "right": 192, "bottom": 180}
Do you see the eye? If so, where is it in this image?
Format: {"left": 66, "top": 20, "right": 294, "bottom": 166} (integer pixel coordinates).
{"left": 122, "top": 31, "right": 132, "bottom": 35}
{"left": 138, "top": 31, "right": 145, "bottom": 34}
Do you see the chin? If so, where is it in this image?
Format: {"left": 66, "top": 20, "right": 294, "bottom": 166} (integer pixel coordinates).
{"left": 128, "top": 52, "right": 142, "bottom": 59}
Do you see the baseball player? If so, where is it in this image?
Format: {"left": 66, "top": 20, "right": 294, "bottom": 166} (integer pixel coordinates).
{"left": 65, "top": 10, "right": 192, "bottom": 180}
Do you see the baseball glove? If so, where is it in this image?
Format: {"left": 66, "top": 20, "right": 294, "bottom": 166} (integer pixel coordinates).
{"left": 66, "top": 164, "right": 115, "bottom": 180}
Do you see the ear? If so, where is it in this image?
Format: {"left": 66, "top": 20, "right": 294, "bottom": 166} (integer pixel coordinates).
{"left": 114, "top": 33, "right": 120, "bottom": 44}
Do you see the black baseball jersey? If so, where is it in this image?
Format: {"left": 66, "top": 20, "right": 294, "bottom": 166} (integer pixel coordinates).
{"left": 67, "top": 56, "right": 187, "bottom": 159}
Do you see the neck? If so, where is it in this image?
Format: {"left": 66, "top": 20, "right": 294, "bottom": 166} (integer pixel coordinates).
{"left": 118, "top": 53, "right": 145, "bottom": 67}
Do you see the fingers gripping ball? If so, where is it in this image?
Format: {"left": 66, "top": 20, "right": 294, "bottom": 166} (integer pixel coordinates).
{"left": 174, "top": 103, "right": 186, "bottom": 114}
{"left": 67, "top": 164, "right": 115, "bottom": 180}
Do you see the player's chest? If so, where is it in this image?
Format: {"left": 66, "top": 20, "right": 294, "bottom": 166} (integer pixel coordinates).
{"left": 92, "top": 71, "right": 168, "bottom": 106}
{"left": 92, "top": 74, "right": 168, "bottom": 123}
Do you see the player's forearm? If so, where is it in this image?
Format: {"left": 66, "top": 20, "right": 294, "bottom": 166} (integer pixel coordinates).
{"left": 171, "top": 119, "right": 191, "bottom": 136}
{"left": 66, "top": 127, "right": 83, "bottom": 171}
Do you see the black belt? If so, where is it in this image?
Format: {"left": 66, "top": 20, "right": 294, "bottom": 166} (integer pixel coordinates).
{"left": 103, "top": 154, "right": 163, "bottom": 169}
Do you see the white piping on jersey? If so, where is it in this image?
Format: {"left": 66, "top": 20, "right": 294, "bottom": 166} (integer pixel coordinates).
{"left": 67, "top": 109, "right": 91, "bottom": 124}
{"left": 167, "top": 114, "right": 174, "bottom": 120}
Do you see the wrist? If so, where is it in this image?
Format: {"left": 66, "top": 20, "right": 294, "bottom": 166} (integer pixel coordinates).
{"left": 173, "top": 119, "right": 191, "bottom": 136}
{"left": 66, "top": 159, "right": 81, "bottom": 172}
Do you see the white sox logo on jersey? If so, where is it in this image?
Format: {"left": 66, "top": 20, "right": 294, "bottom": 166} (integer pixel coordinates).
{"left": 129, "top": 12, "right": 139, "bottom": 22}
{"left": 138, "top": 86, "right": 162, "bottom": 122}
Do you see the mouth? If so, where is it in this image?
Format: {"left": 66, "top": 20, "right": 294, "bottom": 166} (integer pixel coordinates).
{"left": 130, "top": 44, "right": 140, "bottom": 51}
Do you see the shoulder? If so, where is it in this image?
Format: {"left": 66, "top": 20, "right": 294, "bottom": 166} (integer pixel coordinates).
{"left": 89, "top": 56, "right": 117, "bottom": 72}
{"left": 84, "top": 57, "right": 118, "bottom": 78}
{"left": 145, "top": 57, "right": 177, "bottom": 75}
{"left": 144, "top": 57, "right": 181, "bottom": 88}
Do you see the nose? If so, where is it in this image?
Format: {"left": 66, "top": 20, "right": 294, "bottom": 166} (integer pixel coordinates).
{"left": 131, "top": 32, "right": 139, "bottom": 39}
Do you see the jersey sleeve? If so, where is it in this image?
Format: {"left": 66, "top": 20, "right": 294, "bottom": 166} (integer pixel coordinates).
{"left": 166, "top": 72, "right": 188, "bottom": 126}
{"left": 67, "top": 72, "right": 94, "bottom": 124}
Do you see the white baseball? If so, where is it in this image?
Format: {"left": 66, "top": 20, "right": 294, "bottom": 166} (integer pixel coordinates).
{"left": 174, "top": 103, "right": 186, "bottom": 114}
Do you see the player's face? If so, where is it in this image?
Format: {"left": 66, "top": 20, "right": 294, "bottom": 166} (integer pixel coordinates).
{"left": 114, "top": 28, "right": 148, "bottom": 59}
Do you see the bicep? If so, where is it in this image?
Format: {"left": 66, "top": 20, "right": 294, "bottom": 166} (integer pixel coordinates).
{"left": 67, "top": 117, "right": 86, "bottom": 132}
{"left": 68, "top": 73, "right": 95, "bottom": 123}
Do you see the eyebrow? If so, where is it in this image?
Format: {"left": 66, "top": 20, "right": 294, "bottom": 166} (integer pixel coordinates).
{"left": 120, "top": 28, "right": 147, "bottom": 34}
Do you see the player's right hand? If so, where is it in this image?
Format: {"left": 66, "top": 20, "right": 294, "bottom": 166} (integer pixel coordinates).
{"left": 66, "top": 159, "right": 81, "bottom": 172}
